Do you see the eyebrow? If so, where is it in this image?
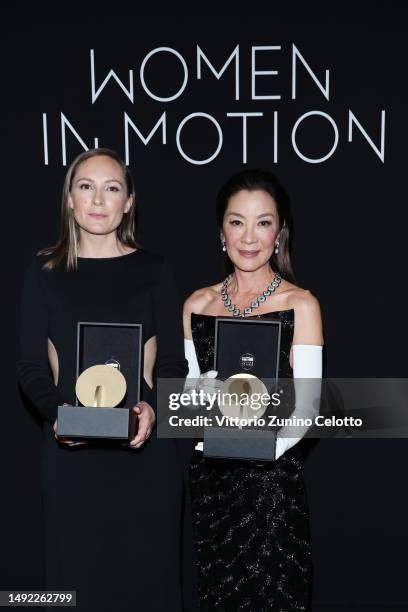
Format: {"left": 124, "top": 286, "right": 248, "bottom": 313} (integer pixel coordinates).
{"left": 226, "top": 211, "right": 275, "bottom": 218}
{"left": 76, "top": 177, "right": 123, "bottom": 185}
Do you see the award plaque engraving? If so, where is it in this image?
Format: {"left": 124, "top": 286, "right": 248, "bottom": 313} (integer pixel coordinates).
{"left": 57, "top": 322, "right": 142, "bottom": 441}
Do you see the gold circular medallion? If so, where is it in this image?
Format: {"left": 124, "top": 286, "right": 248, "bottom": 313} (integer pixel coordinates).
{"left": 219, "top": 373, "right": 268, "bottom": 421}
{"left": 75, "top": 364, "right": 127, "bottom": 408}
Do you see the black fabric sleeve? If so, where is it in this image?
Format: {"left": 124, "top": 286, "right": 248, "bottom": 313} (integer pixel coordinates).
{"left": 153, "top": 257, "right": 188, "bottom": 381}
{"left": 17, "top": 258, "right": 64, "bottom": 424}
{"left": 152, "top": 257, "right": 193, "bottom": 486}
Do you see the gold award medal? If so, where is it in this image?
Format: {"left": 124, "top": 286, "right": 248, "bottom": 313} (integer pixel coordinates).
{"left": 75, "top": 364, "right": 127, "bottom": 408}
{"left": 219, "top": 373, "right": 268, "bottom": 422}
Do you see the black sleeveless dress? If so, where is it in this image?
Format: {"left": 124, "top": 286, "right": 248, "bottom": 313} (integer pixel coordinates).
{"left": 190, "top": 310, "right": 312, "bottom": 612}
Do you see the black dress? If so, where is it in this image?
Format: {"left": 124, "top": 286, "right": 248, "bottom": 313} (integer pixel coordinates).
{"left": 190, "top": 310, "right": 312, "bottom": 612}
{"left": 17, "top": 250, "right": 192, "bottom": 612}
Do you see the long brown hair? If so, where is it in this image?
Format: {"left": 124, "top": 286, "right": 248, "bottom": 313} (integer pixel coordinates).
{"left": 39, "top": 148, "right": 138, "bottom": 271}
{"left": 215, "top": 168, "right": 296, "bottom": 283}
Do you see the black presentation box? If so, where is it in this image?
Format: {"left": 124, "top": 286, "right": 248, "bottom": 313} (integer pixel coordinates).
{"left": 203, "top": 317, "right": 281, "bottom": 462}
{"left": 57, "top": 322, "right": 142, "bottom": 441}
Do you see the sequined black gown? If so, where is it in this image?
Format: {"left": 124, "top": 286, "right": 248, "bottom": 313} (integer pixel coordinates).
{"left": 190, "top": 310, "right": 312, "bottom": 612}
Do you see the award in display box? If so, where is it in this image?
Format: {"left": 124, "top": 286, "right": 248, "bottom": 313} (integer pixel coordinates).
{"left": 57, "top": 322, "right": 142, "bottom": 440}
{"left": 203, "top": 316, "right": 281, "bottom": 461}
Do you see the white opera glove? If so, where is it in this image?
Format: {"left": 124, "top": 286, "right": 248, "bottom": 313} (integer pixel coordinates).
{"left": 183, "top": 339, "right": 224, "bottom": 396}
{"left": 184, "top": 339, "right": 224, "bottom": 451}
{"left": 184, "top": 338, "right": 201, "bottom": 379}
{"left": 274, "top": 344, "right": 323, "bottom": 460}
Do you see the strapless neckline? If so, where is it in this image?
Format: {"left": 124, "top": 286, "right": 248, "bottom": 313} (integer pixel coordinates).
{"left": 191, "top": 308, "right": 294, "bottom": 318}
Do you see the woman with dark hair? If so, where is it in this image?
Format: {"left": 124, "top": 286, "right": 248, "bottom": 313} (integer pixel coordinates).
{"left": 17, "top": 148, "right": 190, "bottom": 611}
{"left": 183, "top": 169, "right": 323, "bottom": 611}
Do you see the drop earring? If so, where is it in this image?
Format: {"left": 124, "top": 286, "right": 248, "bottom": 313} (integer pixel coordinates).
{"left": 274, "top": 240, "right": 280, "bottom": 254}
{"left": 221, "top": 239, "right": 226, "bottom": 252}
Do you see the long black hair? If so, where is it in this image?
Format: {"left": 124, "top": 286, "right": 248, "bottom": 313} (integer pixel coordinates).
{"left": 216, "top": 168, "right": 295, "bottom": 283}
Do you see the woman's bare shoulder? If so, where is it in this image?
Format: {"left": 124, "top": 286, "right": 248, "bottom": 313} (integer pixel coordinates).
{"left": 183, "top": 282, "right": 223, "bottom": 316}
{"left": 284, "top": 285, "right": 323, "bottom": 344}
{"left": 283, "top": 284, "right": 321, "bottom": 312}
{"left": 183, "top": 283, "right": 223, "bottom": 339}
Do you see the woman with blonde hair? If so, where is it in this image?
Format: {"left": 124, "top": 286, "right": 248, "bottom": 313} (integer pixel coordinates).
{"left": 18, "top": 148, "right": 190, "bottom": 611}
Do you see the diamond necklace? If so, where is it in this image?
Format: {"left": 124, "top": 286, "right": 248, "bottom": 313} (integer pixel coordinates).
{"left": 220, "top": 272, "right": 282, "bottom": 317}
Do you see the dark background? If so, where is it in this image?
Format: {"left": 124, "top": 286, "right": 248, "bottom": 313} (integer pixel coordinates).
{"left": 2, "top": 4, "right": 407, "bottom": 610}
